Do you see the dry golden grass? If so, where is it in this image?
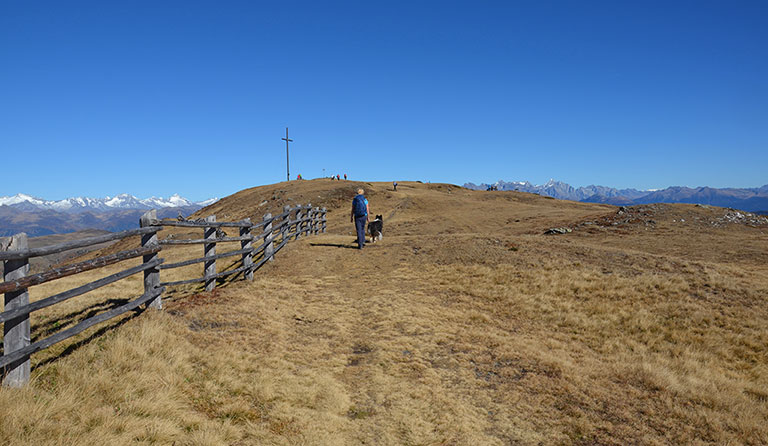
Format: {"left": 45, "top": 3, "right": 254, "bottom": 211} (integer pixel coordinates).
{"left": 2, "top": 179, "right": 767, "bottom": 445}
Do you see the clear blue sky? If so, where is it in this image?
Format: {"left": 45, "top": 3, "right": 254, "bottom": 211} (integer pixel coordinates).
{"left": 2, "top": 1, "right": 766, "bottom": 201}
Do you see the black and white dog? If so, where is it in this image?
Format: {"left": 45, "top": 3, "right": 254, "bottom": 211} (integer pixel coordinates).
{"left": 368, "top": 215, "right": 383, "bottom": 243}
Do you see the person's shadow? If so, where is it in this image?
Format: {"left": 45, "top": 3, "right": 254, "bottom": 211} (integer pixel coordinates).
{"left": 310, "top": 242, "right": 358, "bottom": 249}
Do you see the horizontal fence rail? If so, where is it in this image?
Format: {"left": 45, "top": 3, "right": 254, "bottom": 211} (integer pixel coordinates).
{"left": 1, "top": 203, "right": 327, "bottom": 387}
{"left": 0, "top": 245, "right": 161, "bottom": 295}
{"left": 0, "top": 227, "right": 159, "bottom": 262}
{"left": 0, "top": 257, "right": 165, "bottom": 324}
{"left": 157, "top": 220, "right": 254, "bottom": 228}
{"left": 159, "top": 235, "right": 254, "bottom": 245}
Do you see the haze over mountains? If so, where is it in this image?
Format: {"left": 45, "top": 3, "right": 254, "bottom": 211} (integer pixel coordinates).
{"left": 463, "top": 180, "right": 768, "bottom": 214}
{"left": 0, "top": 193, "right": 218, "bottom": 236}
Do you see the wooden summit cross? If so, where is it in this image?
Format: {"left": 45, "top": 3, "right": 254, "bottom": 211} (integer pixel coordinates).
{"left": 282, "top": 127, "right": 293, "bottom": 181}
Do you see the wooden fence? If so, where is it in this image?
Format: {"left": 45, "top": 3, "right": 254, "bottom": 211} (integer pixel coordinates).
{"left": 0, "top": 204, "right": 326, "bottom": 387}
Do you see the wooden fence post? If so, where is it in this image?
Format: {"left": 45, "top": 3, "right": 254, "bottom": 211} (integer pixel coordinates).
{"left": 307, "top": 206, "right": 314, "bottom": 235}
{"left": 295, "top": 207, "right": 303, "bottom": 240}
{"left": 281, "top": 205, "right": 291, "bottom": 246}
{"left": 313, "top": 207, "right": 320, "bottom": 235}
{"left": 304, "top": 203, "right": 312, "bottom": 237}
{"left": 1, "top": 233, "right": 31, "bottom": 387}
{"left": 321, "top": 207, "right": 327, "bottom": 233}
{"left": 263, "top": 213, "right": 274, "bottom": 262}
{"left": 204, "top": 215, "right": 217, "bottom": 292}
{"left": 140, "top": 210, "right": 162, "bottom": 310}
{"left": 240, "top": 218, "right": 253, "bottom": 281}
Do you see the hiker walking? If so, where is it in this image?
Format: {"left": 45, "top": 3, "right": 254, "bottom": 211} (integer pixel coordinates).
{"left": 350, "top": 188, "right": 370, "bottom": 249}
{"left": 393, "top": 181, "right": 398, "bottom": 191}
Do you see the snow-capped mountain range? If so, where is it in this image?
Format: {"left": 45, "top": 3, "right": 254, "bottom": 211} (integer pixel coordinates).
{"left": 0, "top": 193, "right": 218, "bottom": 213}
{"left": 463, "top": 179, "right": 768, "bottom": 213}
{"left": 0, "top": 193, "right": 220, "bottom": 236}
{"left": 463, "top": 179, "right": 650, "bottom": 201}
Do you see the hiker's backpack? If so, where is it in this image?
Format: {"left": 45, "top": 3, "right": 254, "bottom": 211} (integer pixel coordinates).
{"left": 352, "top": 195, "right": 367, "bottom": 217}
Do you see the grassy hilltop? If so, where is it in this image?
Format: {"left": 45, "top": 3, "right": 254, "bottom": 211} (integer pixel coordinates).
{"left": 2, "top": 179, "right": 767, "bottom": 445}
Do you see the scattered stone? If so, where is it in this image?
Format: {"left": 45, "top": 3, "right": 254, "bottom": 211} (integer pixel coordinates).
{"left": 544, "top": 227, "right": 572, "bottom": 235}
{"left": 712, "top": 210, "right": 768, "bottom": 227}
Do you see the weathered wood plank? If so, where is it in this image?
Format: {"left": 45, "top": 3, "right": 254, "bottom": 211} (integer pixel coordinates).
{"left": 0, "top": 258, "right": 164, "bottom": 324}
{"left": 160, "top": 235, "right": 253, "bottom": 245}
{"left": 155, "top": 219, "right": 253, "bottom": 228}
{"left": 140, "top": 210, "right": 162, "bottom": 310}
{"left": 249, "top": 234, "right": 274, "bottom": 257}
{"left": 276, "top": 209, "right": 292, "bottom": 221}
{"left": 263, "top": 213, "right": 274, "bottom": 263}
{"left": 204, "top": 216, "right": 216, "bottom": 292}
{"left": 276, "top": 208, "right": 292, "bottom": 220}
{"left": 274, "top": 221, "right": 289, "bottom": 242}
{"left": 286, "top": 216, "right": 311, "bottom": 225}
{"left": 249, "top": 210, "right": 290, "bottom": 232}
{"left": 294, "top": 207, "right": 303, "bottom": 241}
{"left": 0, "top": 227, "right": 159, "bottom": 261}
{"left": 249, "top": 219, "right": 270, "bottom": 231}
{"left": 304, "top": 204, "right": 312, "bottom": 236}
{"left": 0, "top": 245, "right": 161, "bottom": 294}
{"left": 158, "top": 247, "right": 254, "bottom": 270}
{"left": 310, "top": 207, "right": 317, "bottom": 235}
{"left": 2, "top": 233, "right": 31, "bottom": 387}
{"left": 242, "top": 218, "right": 253, "bottom": 280}
{"left": 321, "top": 207, "right": 327, "bottom": 233}
{"left": 0, "top": 286, "right": 165, "bottom": 370}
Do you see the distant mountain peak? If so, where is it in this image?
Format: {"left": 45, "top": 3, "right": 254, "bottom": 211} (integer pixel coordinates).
{"left": 463, "top": 179, "right": 768, "bottom": 213}
{"left": 0, "top": 193, "right": 218, "bottom": 213}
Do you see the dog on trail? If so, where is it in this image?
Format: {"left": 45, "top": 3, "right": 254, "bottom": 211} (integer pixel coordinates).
{"left": 368, "top": 215, "right": 383, "bottom": 243}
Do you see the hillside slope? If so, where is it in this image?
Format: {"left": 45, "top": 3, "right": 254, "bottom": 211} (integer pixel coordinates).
{"left": 2, "top": 180, "right": 767, "bottom": 445}
{"left": 192, "top": 179, "right": 614, "bottom": 236}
